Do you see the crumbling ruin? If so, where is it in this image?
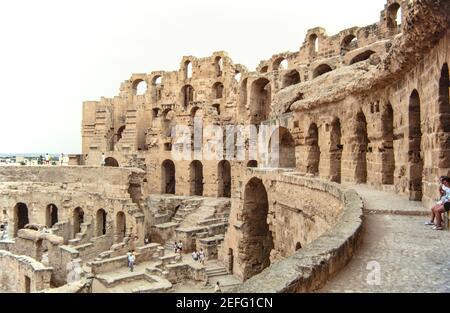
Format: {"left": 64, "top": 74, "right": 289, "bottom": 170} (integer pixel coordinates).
{"left": 0, "top": 0, "right": 449, "bottom": 293}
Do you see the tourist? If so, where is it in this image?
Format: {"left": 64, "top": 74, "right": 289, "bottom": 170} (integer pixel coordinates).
{"left": 45, "top": 153, "right": 50, "bottom": 165}
{"left": 178, "top": 241, "right": 183, "bottom": 253}
{"left": 199, "top": 248, "right": 205, "bottom": 265}
{"left": 101, "top": 153, "right": 106, "bottom": 166}
{"left": 60, "top": 153, "right": 64, "bottom": 166}
{"left": 174, "top": 241, "right": 179, "bottom": 253}
{"left": 214, "top": 281, "right": 222, "bottom": 293}
{"left": 426, "top": 176, "right": 450, "bottom": 229}
{"left": 192, "top": 251, "right": 198, "bottom": 261}
{"left": 126, "top": 250, "right": 132, "bottom": 267}
{"left": 144, "top": 238, "right": 149, "bottom": 245}
{"left": 128, "top": 250, "right": 136, "bottom": 272}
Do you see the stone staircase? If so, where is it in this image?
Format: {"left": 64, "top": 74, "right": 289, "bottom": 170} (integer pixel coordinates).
{"left": 205, "top": 265, "right": 228, "bottom": 279}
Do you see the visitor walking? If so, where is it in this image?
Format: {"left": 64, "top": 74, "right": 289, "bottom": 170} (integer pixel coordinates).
{"left": 214, "top": 281, "right": 222, "bottom": 293}
{"left": 178, "top": 241, "right": 183, "bottom": 253}
{"left": 101, "top": 153, "right": 106, "bottom": 166}
{"left": 192, "top": 251, "right": 199, "bottom": 261}
{"left": 199, "top": 248, "right": 205, "bottom": 265}
{"left": 128, "top": 250, "right": 136, "bottom": 272}
{"left": 45, "top": 153, "right": 50, "bottom": 165}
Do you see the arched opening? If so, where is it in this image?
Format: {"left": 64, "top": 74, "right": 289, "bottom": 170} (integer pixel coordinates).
{"left": 189, "top": 160, "right": 204, "bottom": 196}
{"left": 408, "top": 90, "right": 423, "bottom": 201}
{"left": 387, "top": 2, "right": 402, "bottom": 29}
{"left": 349, "top": 50, "right": 375, "bottom": 65}
{"left": 234, "top": 71, "right": 241, "bottom": 82}
{"left": 295, "top": 242, "right": 302, "bottom": 251}
{"left": 96, "top": 209, "right": 107, "bottom": 237}
{"left": 184, "top": 60, "right": 193, "bottom": 79}
{"left": 116, "top": 211, "right": 126, "bottom": 243}
{"left": 439, "top": 63, "right": 450, "bottom": 168}
{"left": 152, "top": 76, "right": 163, "bottom": 101}
{"left": 268, "top": 127, "right": 296, "bottom": 168}
{"left": 181, "top": 85, "right": 194, "bottom": 109}
{"left": 381, "top": 103, "right": 395, "bottom": 185}
{"left": 240, "top": 177, "right": 273, "bottom": 280}
{"left": 340, "top": 34, "right": 357, "bottom": 54}
{"left": 250, "top": 78, "right": 271, "bottom": 125}
{"left": 218, "top": 160, "right": 231, "bottom": 198}
{"left": 105, "top": 157, "right": 119, "bottom": 167}
{"left": 133, "top": 79, "right": 147, "bottom": 96}
{"left": 260, "top": 66, "right": 268, "bottom": 73}
{"left": 162, "top": 109, "right": 175, "bottom": 137}
{"left": 73, "top": 207, "right": 84, "bottom": 236}
{"left": 306, "top": 123, "right": 320, "bottom": 175}
{"left": 273, "top": 58, "right": 288, "bottom": 71}
{"left": 161, "top": 160, "right": 176, "bottom": 194}
{"left": 282, "top": 70, "right": 300, "bottom": 88}
{"left": 215, "top": 56, "right": 223, "bottom": 77}
{"left": 247, "top": 160, "right": 258, "bottom": 168}
{"left": 152, "top": 108, "right": 160, "bottom": 119}
{"left": 152, "top": 76, "right": 162, "bottom": 85}
{"left": 239, "top": 78, "right": 248, "bottom": 115}
{"left": 212, "top": 82, "right": 224, "bottom": 99}
{"left": 116, "top": 125, "right": 126, "bottom": 143}
{"left": 355, "top": 111, "right": 369, "bottom": 183}
{"left": 313, "top": 64, "right": 332, "bottom": 79}
{"left": 14, "top": 203, "right": 29, "bottom": 237}
{"left": 45, "top": 204, "right": 58, "bottom": 228}
{"left": 330, "top": 118, "right": 343, "bottom": 183}
{"left": 309, "top": 34, "right": 319, "bottom": 56}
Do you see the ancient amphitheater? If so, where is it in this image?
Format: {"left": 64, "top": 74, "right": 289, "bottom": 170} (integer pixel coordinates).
{"left": 0, "top": 0, "right": 449, "bottom": 293}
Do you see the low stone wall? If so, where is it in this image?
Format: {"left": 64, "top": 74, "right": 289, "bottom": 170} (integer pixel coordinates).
{"left": 233, "top": 174, "right": 364, "bottom": 293}
{"left": 0, "top": 250, "right": 53, "bottom": 292}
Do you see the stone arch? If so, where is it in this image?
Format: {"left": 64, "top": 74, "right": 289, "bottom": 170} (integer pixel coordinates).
{"left": 408, "top": 90, "right": 423, "bottom": 201}
{"left": 238, "top": 78, "right": 248, "bottom": 116}
{"left": 439, "top": 63, "right": 450, "bottom": 168}
{"left": 189, "top": 160, "right": 204, "bottom": 196}
{"left": 96, "top": 209, "right": 107, "bottom": 237}
{"left": 268, "top": 127, "right": 296, "bottom": 168}
{"left": 247, "top": 160, "right": 258, "bottom": 168}
{"left": 295, "top": 242, "right": 302, "bottom": 251}
{"left": 309, "top": 33, "right": 319, "bottom": 56}
{"left": 161, "top": 160, "right": 176, "bottom": 194}
{"left": 45, "top": 204, "right": 58, "bottom": 228}
{"left": 184, "top": 60, "right": 193, "bottom": 79}
{"left": 73, "top": 207, "right": 84, "bottom": 237}
{"left": 387, "top": 2, "right": 402, "bottom": 29}
{"left": 14, "top": 203, "right": 29, "bottom": 237}
{"left": 181, "top": 85, "right": 194, "bottom": 109}
{"left": 240, "top": 177, "right": 273, "bottom": 280}
{"left": 212, "top": 82, "right": 224, "bottom": 99}
{"left": 306, "top": 123, "right": 320, "bottom": 175}
{"left": 214, "top": 56, "right": 223, "bottom": 77}
{"left": 260, "top": 66, "right": 268, "bottom": 73}
{"left": 349, "top": 50, "right": 375, "bottom": 65}
{"left": 282, "top": 70, "right": 300, "bottom": 88}
{"left": 132, "top": 79, "right": 147, "bottom": 96}
{"left": 162, "top": 109, "right": 174, "bottom": 137}
{"left": 273, "top": 57, "right": 288, "bottom": 71}
{"left": 217, "top": 160, "right": 231, "bottom": 198}
{"left": 105, "top": 157, "right": 119, "bottom": 167}
{"left": 313, "top": 64, "right": 332, "bottom": 79}
{"left": 330, "top": 118, "right": 343, "bottom": 183}
{"left": 116, "top": 211, "right": 126, "bottom": 243}
{"left": 355, "top": 111, "right": 369, "bottom": 183}
{"left": 341, "top": 34, "right": 357, "bottom": 54}
{"left": 381, "top": 103, "right": 395, "bottom": 185}
{"left": 250, "top": 78, "right": 271, "bottom": 125}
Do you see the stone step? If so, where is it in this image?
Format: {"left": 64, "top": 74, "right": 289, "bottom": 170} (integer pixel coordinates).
{"left": 205, "top": 267, "right": 228, "bottom": 278}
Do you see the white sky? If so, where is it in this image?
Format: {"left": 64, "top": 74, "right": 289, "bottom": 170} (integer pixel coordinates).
{"left": 0, "top": 0, "right": 386, "bottom": 154}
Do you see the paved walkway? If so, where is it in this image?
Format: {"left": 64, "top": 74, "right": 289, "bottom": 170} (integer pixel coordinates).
{"left": 319, "top": 185, "right": 450, "bottom": 293}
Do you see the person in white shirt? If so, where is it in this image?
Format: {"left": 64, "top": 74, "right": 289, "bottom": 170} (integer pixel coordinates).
{"left": 45, "top": 153, "right": 50, "bottom": 165}
{"left": 101, "top": 153, "right": 106, "bottom": 166}
{"left": 426, "top": 176, "right": 450, "bottom": 229}
{"left": 214, "top": 282, "right": 222, "bottom": 293}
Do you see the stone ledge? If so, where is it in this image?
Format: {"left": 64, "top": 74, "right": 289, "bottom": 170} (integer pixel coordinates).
{"left": 232, "top": 176, "right": 364, "bottom": 293}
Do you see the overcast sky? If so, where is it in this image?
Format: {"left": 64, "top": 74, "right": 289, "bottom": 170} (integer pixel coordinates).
{"left": 0, "top": 0, "right": 386, "bottom": 154}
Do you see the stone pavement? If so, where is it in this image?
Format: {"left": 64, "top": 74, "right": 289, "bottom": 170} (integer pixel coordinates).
{"left": 318, "top": 185, "right": 450, "bottom": 293}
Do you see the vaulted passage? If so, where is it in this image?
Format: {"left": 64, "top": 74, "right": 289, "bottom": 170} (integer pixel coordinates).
{"left": 355, "top": 111, "right": 369, "bottom": 183}
{"left": 96, "top": 209, "right": 107, "bottom": 236}
{"left": 189, "top": 160, "right": 204, "bottom": 196}
{"left": 350, "top": 50, "right": 375, "bottom": 65}
{"left": 240, "top": 177, "right": 273, "bottom": 281}
{"left": 182, "top": 85, "right": 194, "bottom": 109}
{"left": 313, "top": 64, "right": 332, "bottom": 78}
{"left": 73, "top": 207, "right": 84, "bottom": 237}
{"left": 330, "top": 118, "right": 343, "bottom": 183}
{"left": 438, "top": 63, "right": 450, "bottom": 168}
{"left": 381, "top": 103, "right": 395, "bottom": 184}
{"left": 218, "top": 160, "right": 231, "bottom": 198}
{"left": 14, "top": 203, "right": 29, "bottom": 237}
{"left": 250, "top": 78, "right": 271, "bottom": 125}
{"left": 116, "top": 211, "right": 126, "bottom": 243}
{"left": 105, "top": 157, "right": 119, "bottom": 167}
{"left": 408, "top": 90, "right": 423, "bottom": 201}
{"left": 306, "top": 123, "right": 320, "bottom": 175}
{"left": 268, "top": 127, "right": 296, "bottom": 168}
{"left": 282, "top": 70, "right": 300, "bottom": 88}
{"left": 161, "top": 160, "right": 176, "bottom": 194}
{"left": 45, "top": 204, "right": 58, "bottom": 228}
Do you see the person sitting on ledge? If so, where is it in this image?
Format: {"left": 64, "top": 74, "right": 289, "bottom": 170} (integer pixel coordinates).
{"left": 426, "top": 176, "right": 450, "bottom": 230}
